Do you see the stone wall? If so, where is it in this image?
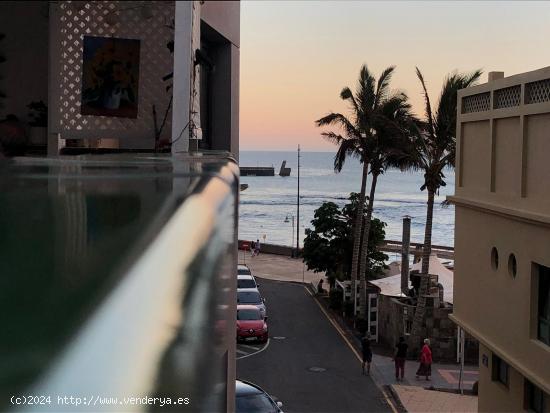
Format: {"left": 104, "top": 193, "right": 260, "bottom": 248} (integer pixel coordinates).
{"left": 377, "top": 294, "right": 478, "bottom": 363}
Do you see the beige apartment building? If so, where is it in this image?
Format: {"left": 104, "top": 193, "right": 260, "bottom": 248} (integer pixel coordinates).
{"left": 450, "top": 67, "right": 550, "bottom": 412}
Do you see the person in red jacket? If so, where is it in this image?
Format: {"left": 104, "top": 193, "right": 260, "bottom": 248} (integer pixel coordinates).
{"left": 416, "top": 338, "right": 432, "bottom": 380}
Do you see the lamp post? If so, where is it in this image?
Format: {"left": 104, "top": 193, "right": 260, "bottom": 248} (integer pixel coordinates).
{"left": 297, "top": 145, "right": 300, "bottom": 251}
{"left": 284, "top": 214, "right": 295, "bottom": 250}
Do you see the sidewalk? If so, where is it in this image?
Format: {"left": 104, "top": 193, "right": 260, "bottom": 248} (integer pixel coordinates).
{"left": 391, "top": 385, "right": 477, "bottom": 413}
{"left": 246, "top": 252, "right": 479, "bottom": 412}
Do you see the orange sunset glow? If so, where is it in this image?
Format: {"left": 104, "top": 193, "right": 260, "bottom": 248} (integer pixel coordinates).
{"left": 240, "top": 1, "right": 550, "bottom": 151}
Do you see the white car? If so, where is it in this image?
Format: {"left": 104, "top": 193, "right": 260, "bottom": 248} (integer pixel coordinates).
{"left": 237, "top": 288, "right": 266, "bottom": 317}
{"left": 238, "top": 264, "right": 251, "bottom": 275}
{"left": 237, "top": 274, "right": 259, "bottom": 289}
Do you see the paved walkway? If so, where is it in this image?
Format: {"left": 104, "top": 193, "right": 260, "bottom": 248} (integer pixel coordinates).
{"left": 391, "top": 385, "right": 477, "bottom": 413}
{"left": 244, "top": 252, "right": 480, "bottom": 412}
{"left": 240, "top": 250, "right": 324, "bottom": 285}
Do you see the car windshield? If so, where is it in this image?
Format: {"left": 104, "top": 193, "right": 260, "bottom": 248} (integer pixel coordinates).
{"left": 238, "top": 279, "right": 256, "bottom": 289}
{"left": 237, "top": 291, "right": 261, "bottom": 304}
{"left": 236, "top": 394, "right": 278, "bottom": 413}
{"left": 237, "top": 309, "right": 261, "bottom": 321}
{"left": 238, "top": 268, "right": 251, "bottom": 275}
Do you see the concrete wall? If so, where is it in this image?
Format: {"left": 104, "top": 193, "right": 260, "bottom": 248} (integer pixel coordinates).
{"left": 377, "top": 295, "right": 477, "bottom": 362}
{"left": 0, "top": 1, "right": 48, "bottom": 121}
{"left": 451, "top": 66, "right": 550, "bottom": 405}
{"left": 477, "top": 343, "right": 527, "bottom": 413}
{"left": 200, "top": 1, "right": 240, "bottom": 158}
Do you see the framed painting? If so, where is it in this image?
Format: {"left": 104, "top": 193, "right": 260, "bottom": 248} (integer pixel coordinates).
{"left": 81, "top": 36, "right": 140, "bottom": 118}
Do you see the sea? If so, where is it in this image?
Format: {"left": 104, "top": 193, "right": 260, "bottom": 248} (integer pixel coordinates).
{"left": 238, "top": 151, "right": 455, "bottom": 254}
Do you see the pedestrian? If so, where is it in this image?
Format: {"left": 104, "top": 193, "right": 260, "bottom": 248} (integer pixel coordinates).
{"left": 317, "top": 279, "right": 325, "bottom": 294}
{"left": 416, "top": 338, "right": 432, "bottom": 380}
{"left": 250, "top": 240, "right": 255, "bottom": 256}
{"left": 393, "top": 336, "right": 408, "bottom": 381}
{"left": 253, "top": 238, "right": 261, "bottom": 256}
{"left": 361, "top": 332, "right": 372, "bottom": 375}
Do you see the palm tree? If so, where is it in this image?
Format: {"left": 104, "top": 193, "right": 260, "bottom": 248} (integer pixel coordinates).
{"left": 318, "top": 65, "right": 415, "bottom": 320}
{"left": 316, "top": 67, "right": 374, "bottom": 298}
{"left": 356, "top": 83, "right": 417, "bottom": 319}
{"left": 409, "top": 67, "right": 482, "bottom": 339}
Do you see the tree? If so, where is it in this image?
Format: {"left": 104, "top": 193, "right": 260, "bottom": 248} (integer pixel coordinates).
{"left": 302, "top": 193, "right": 388, "bottom": 287}
{"left": 354, "top": 68, "right": 417, "bottom": 318}
{"left": 409, "top": 67, "right": 482, "bottom": 340}
{"left": 317, "top": 65, "right": 413, "bottom": 318}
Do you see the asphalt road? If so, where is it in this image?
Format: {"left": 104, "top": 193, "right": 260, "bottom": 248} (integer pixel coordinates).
{"left": 237, "top": 278, "right": 392, "bottom": 413}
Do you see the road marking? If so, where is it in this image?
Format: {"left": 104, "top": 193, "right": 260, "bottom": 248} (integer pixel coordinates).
{"left": 236, "top": 349, "right": 248, "bottom": 355}
{"left": 237, "top": 339, "right": 270, "bottom": 360}
{"left": 240, "top": 344, "right": 260, "bottom": 350}
{"left": 304, "top": 286, "right": 399, "bottom": 413}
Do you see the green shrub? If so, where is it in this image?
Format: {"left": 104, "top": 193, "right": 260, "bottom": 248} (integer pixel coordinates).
{"left": 329, "top": 289, "right": 343, "bottom": 310}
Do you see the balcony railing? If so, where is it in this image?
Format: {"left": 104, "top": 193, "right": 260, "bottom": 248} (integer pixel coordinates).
{"left": 0, "top": 152, "right": 238, "bottom": 412}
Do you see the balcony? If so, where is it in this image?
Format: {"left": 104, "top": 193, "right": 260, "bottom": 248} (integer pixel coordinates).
{"left": 0, "top": 152, "right": 238, "bottom": 411}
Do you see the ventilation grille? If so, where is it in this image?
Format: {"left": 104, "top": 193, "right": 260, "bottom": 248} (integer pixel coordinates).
{"left": 55, "top": 1, "right": 174, "bottom": 141}
{"left": 493, "top": 85, "right": 521, "bottom": 109}
{"left": 462, "top": 92, "right": 491, "bottom": 114}
{"left": 525, "top": 78, "right": 550, "bottom": 105}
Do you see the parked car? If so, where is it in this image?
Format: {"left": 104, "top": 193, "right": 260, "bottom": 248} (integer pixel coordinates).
{"left": 237, "top": 288, "right": 266, "bottom": 317}
{"left": 236, "top": 305, "right": 268, "bottom": 343}
{"left": 235, "top": 380, "right": 283, "bottom": 413}
{"left": 237, "top": 273, "right": 259, "bottom": 289}
{"left": 238, "top": 264, "right": 251, "bottom": 275}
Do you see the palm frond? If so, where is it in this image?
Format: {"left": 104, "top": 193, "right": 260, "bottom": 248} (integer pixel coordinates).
{"left": 415, "top": 67, "right": 435, "bottom": 138}
{"left": 374, "top": 66, "right": 396, "bottom": 107}
{"left": 316, "top": 112, "right": 359, "bottom": 138}
{"left": 340, "top": 87, "right": 360, "bottom": 116}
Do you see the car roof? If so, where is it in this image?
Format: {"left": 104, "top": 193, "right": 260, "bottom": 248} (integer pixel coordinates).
{"left": 237, "top": 304, "right": 261, "bottom": 312}
{"left": 237, "top": 274, "right": 254, "bottom": 280}
{"left": 237, "top": 265, "right": 249, "bottom": 270}
{"left": 237, "top": 288, "right": 260, "bottom": 293}
{"left": 235, "top": 379, "right": 265, "bottom": 396}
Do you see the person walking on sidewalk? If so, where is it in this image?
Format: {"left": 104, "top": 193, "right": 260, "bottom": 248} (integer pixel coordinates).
{"left": 252, "top": 239, "right": 261, "bottom": 257}
{"left": 416, "top": 338, "right": 433, "bottom": 380}
{"left": 394, "top": 336, "right": 408, "bottom": 381}
{"left": 361, "top": 332, "right": 372, "bottom": 375}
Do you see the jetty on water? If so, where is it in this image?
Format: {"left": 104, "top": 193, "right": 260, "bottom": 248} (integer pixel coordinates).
{"left": 240, "top": 161, "right": 291, "bottom": 177}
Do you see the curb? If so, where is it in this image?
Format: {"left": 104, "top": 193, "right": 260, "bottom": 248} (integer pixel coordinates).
{"left": 385, "top": 385, "right": 408, "bottom": 413}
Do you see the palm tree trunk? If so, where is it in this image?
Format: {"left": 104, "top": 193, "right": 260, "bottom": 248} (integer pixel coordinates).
{"left": 358, "top": 172, "right": 378, "bottom": 319}
{"left": 350, "top": 161, "right": 369, "bottom": 304}
{"left": 411, "top": 188, "right": 435, "bottom": 342}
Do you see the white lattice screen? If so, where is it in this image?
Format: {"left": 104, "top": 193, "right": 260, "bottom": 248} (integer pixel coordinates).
{"left": 462, "top": 92, "right": 491, "bottom": 114}
{"left": 51, "top": 1, "right": 174, "bottom": 147}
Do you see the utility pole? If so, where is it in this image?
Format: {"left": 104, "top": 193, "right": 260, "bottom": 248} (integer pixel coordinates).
{"left": 297, "top": 145, "right": 300, "bottom": 251}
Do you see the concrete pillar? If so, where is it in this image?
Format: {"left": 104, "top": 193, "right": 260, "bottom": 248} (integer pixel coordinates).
{"left": 488, "top": 71, "right": 504, "bottom": 82}
{"left": 171, "top": 1, "right": 193, "bottom": 153}
{"left": 401, "top": 216, "right": 411, "bottom": 296}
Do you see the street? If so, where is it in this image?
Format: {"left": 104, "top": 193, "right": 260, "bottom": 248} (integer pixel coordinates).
{"left": 237, "top": 278, "right": 392, "bottom": 412}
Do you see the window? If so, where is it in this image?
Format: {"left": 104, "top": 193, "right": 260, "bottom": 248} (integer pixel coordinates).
{"left": 492, "top": 354, "right": 509, "bottom": 387}
{"left": 508, "top": 254, "right": 518, "bottom": 278}
{"left": 370, "top": 297, "right": 377, "bottom": 308}
{"left": 536, "top": 264, "right": 550, "bottom": 346}
{"left": 370, "top": 311, "right": 377, "bottom": 322}
{"left": 491, "top": 247, "right": 499, "bottom": 270}
{"left": 525, "top": 380, "right": 548, "bottom": 413}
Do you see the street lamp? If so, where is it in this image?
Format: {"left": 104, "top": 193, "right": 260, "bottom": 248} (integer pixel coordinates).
{"left": 284, "top": 214, "right": 295, "bottom": 249}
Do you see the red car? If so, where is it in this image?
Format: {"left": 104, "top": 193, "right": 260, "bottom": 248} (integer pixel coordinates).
{"left": 237, "top": 305, "right": 268, "bottom": 343}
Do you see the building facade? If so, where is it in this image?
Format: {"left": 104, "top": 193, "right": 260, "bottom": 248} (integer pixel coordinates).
{"left": 451, "top": 68, "right": 550, "bottom": 412}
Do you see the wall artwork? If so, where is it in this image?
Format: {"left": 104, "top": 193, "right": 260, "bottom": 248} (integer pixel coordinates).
{"left": 81, "top": 36, "right": 140, "bottom": 118}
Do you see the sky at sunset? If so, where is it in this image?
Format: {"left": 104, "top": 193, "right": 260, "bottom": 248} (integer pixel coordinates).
{"left": 240, "top": 1, "right": 550, "bottom": 151}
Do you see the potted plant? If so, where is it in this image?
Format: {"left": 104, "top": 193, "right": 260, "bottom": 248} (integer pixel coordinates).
{"left": 27, "top": 100, "right": 47, "bottom": 146}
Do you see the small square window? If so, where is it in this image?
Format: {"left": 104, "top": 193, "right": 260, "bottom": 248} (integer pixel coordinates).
{"left": 525, "top": 380, "right": 548, "bottom": 413}
{"left": 492, "top": 354, "right": 509, "bottom": 387}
